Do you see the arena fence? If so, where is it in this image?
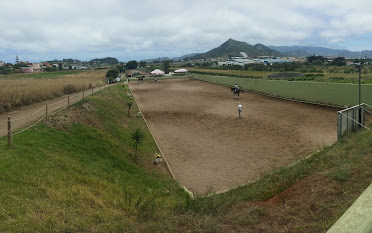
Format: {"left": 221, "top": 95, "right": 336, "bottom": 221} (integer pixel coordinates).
{"left": 337, "top": 104, "right": 371, "bottom": 140}
{"left": 5, "top": 85, "right": 109, "bottom": 148}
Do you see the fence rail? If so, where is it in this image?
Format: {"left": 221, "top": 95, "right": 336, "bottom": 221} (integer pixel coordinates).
{"left": 3, "top": 85, "right": 109, "bottom": 148}
{"left": 337, "top": 103, "right": 371, "bottom": 140}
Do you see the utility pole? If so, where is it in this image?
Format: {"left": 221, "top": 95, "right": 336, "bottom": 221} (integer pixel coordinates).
{"left": 355, "top": 63, "right": 362, "bottom": 128}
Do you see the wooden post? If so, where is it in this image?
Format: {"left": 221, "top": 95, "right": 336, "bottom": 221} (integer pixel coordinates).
{"left": 7, "top": 116, "right": 11, "bottom": 149}
{"left": 45, "top": 103, "right": 48, "bottom": 123}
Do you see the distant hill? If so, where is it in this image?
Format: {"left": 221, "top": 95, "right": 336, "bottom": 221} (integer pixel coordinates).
{"left": 193, "top": 39, "right": 282, "bottom": 60}
{"left": 140, "top": 57, "right": 171, "bottom": 63}
{"left": 269, "top": 46, "right": 372, "bottom": 58}
{"left": 172, "top": 53, "right": 201, "bottom": 61}
{"left": 89, "top": 57, "right": 119, "bottom": 65}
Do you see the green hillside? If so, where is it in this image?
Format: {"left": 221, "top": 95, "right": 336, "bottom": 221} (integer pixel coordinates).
{"left": 193, "top": 39, "right": 282, "bottom": 59}
{"left": 0, "top": 85, "right": 186, "bottom": 232}
{"left": 0, "top": 82, "right": 371, "bottom": 232}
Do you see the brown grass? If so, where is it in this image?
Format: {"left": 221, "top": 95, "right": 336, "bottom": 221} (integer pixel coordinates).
{"left": 0, "top": 70, "right": 106, "bottom": 113}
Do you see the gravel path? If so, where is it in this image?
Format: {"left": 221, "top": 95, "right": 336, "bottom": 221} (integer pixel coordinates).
{"left": 0, "top": 85, "right": 109, "bottom": 138}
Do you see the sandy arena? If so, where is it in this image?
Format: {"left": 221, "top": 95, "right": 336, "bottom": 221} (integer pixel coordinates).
{"left": 129, "top": 78, "right": 338, "bottom": 195}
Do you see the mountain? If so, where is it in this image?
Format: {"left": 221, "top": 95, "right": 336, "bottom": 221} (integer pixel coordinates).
{"left": 172, "top": 53, "right": 201, "bottom": 61}
{"left": 269, "top": 46, "right": 372, "bottom": 58}
{"left": 253, "top": 43, "right": 282, "bottom": 56}
{"left": 193, "top": 39, "right": 282, "bottom": 60}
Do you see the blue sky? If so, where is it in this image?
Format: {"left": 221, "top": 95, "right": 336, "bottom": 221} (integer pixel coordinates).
{"left": 1, "top": 0, "right": 372, "bottom": 63}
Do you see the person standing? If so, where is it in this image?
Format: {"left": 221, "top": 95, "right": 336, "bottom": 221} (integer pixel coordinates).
{"left": 238, "top": 102, "right": 242, "bottom": 119}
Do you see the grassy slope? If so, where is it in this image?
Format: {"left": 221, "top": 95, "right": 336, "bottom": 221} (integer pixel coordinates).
{"left": 0, "top": 84, "right": 186, "bottom": 232}
{"left": 0, "top": 83, "right": 371, "bottom": 232}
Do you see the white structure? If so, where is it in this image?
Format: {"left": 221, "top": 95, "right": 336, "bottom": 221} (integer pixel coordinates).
{"left": 150, "top": 69, "right": 165, "bottom": 75}
{"left": 240, "top": 52, "right": 249, "bottom": 58}
{"left": 174, "top": 68, "right": 188, "bottom": 73}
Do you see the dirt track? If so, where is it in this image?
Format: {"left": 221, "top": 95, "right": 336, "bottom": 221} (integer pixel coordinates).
{"left": 0, "top": 85, "right": 108, "bottom": 138}
{"left": 129, "top": 78, "right": 338, "bottom": 194}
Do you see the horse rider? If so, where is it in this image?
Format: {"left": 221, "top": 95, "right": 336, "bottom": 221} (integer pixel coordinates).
{"left": 238, "top": 102, "right": 242, "bottom": 119}
{"left": 235, "top": 83, "right": 238, "bottom": 92}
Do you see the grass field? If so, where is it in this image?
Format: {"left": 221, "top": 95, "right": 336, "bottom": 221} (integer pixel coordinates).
{"left": 0, "top": 70, "right": 106, "bottom": 113}
{"left": 187, "top": 67, "right": 372, "bottom": 84}
{"left": 0, "top": 83, "right": 371, "bottom": 232}
{"left": 192, "top": 74, "right": 372, "bottom": 107}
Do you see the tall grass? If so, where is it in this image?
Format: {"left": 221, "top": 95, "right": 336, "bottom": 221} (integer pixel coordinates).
{"left": 0, "top": 70, "right": 106, "bottom": 113}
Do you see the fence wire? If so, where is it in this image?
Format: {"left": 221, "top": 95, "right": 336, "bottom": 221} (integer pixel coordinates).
{"left": 12, "top": 106, "right": 46, "bottom": 122}
{"left": 6, "top": 84, "right": 109, "bottom": 139}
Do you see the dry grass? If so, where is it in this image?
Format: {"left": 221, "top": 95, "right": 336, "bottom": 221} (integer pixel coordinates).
{"left": 0, "top": 70, "right": 106, "bottom": 113}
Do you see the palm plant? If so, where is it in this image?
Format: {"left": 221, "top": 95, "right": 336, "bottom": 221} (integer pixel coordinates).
{"left": 127, "top": 102, "right": 133, "bottom": 116}
{"left": 130, "top": 128, "right": 145, "bottom": 163}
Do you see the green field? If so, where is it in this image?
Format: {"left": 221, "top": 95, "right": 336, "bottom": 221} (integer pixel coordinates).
{"left": 187, "top": 68, "right": 372, "bottom": 84}
{"left": 1, "top": 83, "right": 372, "bottom": 232}
{"left": 192, "top": 74, "right": 372, "bottom": 107}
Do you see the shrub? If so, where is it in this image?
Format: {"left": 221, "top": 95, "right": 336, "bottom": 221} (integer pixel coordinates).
{"left": 63, "top": 84, "right": 77, "bottom": 94}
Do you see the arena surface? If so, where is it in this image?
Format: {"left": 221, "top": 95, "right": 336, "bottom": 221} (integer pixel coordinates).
{"left": 129, "top": 78, "right": 338, "bottom": 195}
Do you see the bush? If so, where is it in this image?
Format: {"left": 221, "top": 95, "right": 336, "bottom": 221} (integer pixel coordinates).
{"left": 63, "top": 84, "right": 77, "bottom": 94}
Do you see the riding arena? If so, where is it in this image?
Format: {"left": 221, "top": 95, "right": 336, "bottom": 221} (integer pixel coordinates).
{"left": 129, "top": 78, "right": 337, "bottom": 195}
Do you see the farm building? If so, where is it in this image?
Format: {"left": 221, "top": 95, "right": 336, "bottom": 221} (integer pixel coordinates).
{"left": 150, "top": 69, "right": 165, "bottom": 76}
{"left": 174, "top": 69, "right": 189, "bottom": 75}
{"left": 21, "top": 67, "right": 33, "bottom": 73}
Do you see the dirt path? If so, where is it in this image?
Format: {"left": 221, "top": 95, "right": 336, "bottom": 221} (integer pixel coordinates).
{"left": 0, "top": 85, "right": 109, "bottom": 138}
{"left": 130, "top": 78, "right": 339, "bottom": 195}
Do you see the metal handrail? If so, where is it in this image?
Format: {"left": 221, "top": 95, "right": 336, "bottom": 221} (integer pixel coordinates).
{"left": 338, "top": 111, "right": 370, "bottom": 130}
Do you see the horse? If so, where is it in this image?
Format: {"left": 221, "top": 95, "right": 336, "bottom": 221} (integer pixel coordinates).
{"left": 138, "top": 75, "right": 144, "bottom": 83}
{"left": 231, "top": 87, "right": 243, "bottom": 99}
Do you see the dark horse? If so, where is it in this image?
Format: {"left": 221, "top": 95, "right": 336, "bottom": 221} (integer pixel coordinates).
{"left": 231, "top": 87, "right": 243, "bottom": 99}
{"left": 138, "top": 75, "right": 144, "bottom": 83}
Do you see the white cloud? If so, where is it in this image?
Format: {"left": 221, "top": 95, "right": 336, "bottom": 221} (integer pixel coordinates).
{"left": 1, "top": 0, "right": 372, "bottom": 62}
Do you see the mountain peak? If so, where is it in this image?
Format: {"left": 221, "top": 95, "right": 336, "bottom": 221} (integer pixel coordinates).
{"left": 193, "top": 39, "right": 281, "bottom": 59}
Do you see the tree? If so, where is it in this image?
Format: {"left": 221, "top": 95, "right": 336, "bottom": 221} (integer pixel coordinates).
{"left": 126, "top": 60, "right": 138, "bottom": 69}
{"left": 116, "top": 64, "right": 125, "bottom": 73}
{"left": 307, "top": 55, "right": 326, "bottom": 63}
{"left": 163, "top": 60, "right": 171, "bottom": 74}
{"left": 139, "top": 61, "right": 147, "bottom": 67}
{"left": 106, "top": 68, "right": 119, "bottom": 83}
{"left": 332, "top": 57, "right": 346, "bottom": 66}
{"left": 46, "top": 66, "right": 57, "bottom": 72}
{"left": 130, "top": 128, "right": 145, "bottom": 163}
{"left": 58, "top": 63, "right": 63, "bottom": 70}
{"left": 127, "top": 102, "right": 133, "bottom": 116}
{"left": 312, "top": 60, "right": 324, "bottom": 66}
